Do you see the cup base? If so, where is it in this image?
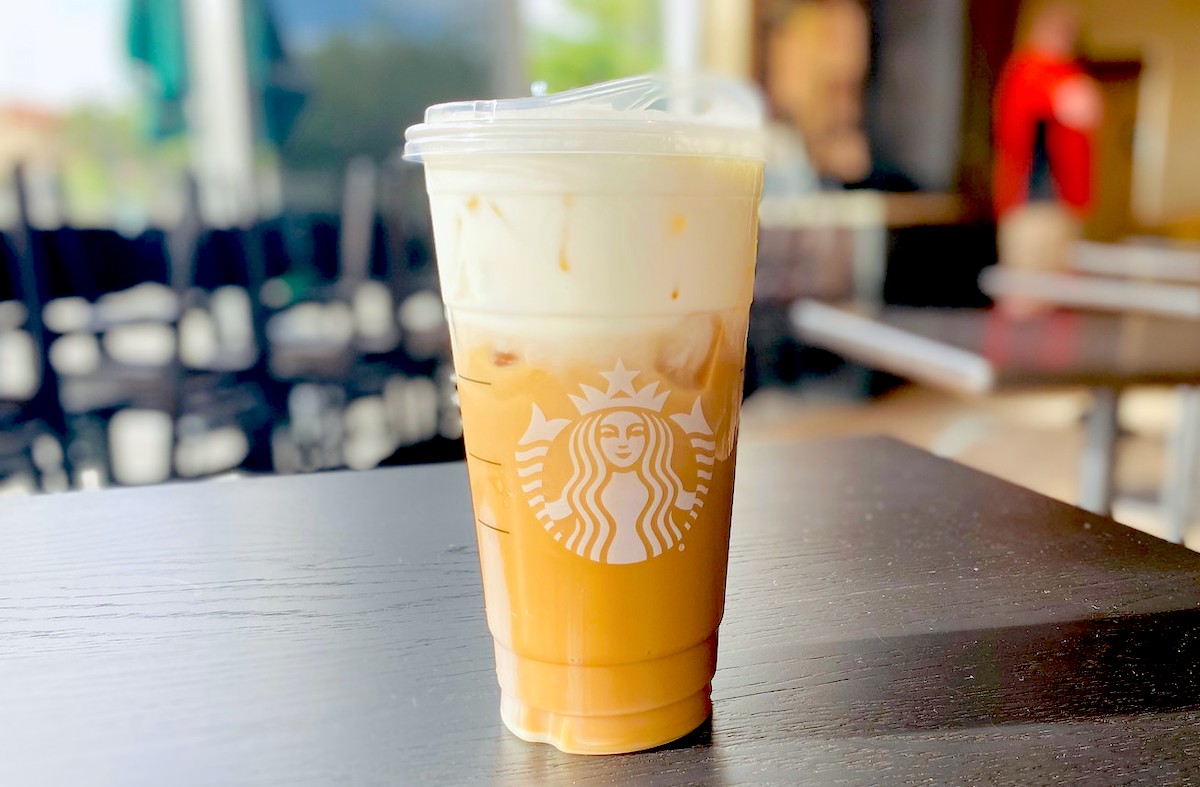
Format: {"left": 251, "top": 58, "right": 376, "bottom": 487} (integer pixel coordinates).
{"left": 500, "top": 685, "right": 712, "bottom": 755}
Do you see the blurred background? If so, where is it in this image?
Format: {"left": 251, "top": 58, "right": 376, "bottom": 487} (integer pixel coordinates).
{"left": 3, "top": 0, "right": 1200, "bottom": 545}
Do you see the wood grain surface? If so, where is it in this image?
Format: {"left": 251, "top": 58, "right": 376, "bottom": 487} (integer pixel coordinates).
{"left": 3, "top": 436, "right": 1200, "bottom": 786}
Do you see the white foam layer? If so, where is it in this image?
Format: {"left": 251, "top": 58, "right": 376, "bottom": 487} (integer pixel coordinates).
{"left": 424, "top": 153, "right": 762, "bottom": 327}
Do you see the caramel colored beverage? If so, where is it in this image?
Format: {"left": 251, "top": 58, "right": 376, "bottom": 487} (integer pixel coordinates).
{"left": 405, "top": 76, "right": 764, "bottom": 754}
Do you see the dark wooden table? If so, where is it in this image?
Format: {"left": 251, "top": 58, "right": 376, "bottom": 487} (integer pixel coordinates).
{"left": 793, "top": 302, "right": 1200, "bottom": 395}
{"left": 1071, "top": 239, "right": 1200, "bottom": 284}
{"left": 4, "top": 437, "right": 1200, "bottom": 785}
{"left": 793, "top": 301, "right": 1200, "bottom": 533}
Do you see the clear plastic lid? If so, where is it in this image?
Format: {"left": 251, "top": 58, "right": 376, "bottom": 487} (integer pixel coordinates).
{"left": 403, "top": 73, "right": 766, "bottom": 162}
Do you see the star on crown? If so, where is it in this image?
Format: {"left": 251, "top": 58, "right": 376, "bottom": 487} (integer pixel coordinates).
{"left": 568, "top": 360, "right": 669, "bottom": 415}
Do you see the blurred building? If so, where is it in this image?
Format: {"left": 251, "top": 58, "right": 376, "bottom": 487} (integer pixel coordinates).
{"left": 0, "top": 107, "right": 64, "bottom": 172}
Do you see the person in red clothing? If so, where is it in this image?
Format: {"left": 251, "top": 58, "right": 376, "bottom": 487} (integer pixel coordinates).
{"left": 993, "top": 3, "right": 1102, "bottom": 314}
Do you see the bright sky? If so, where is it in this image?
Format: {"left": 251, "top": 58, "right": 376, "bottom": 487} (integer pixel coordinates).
{"left": 0, "top": 0, "right": 593, "bottom": 111}
{"left": 0, "top": 0, "right": 132, "bottom": 110}
{"left": 520, "top": 0, "right": 593, "bottom": 38}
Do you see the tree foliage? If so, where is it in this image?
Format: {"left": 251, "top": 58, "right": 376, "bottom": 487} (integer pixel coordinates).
{"left": 525, "top": 0, "right": 661, "bottom": 93}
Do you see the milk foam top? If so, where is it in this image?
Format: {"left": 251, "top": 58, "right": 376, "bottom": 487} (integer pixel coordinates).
{"left": 405, "top": 75, "right": 766, "bottom": 320}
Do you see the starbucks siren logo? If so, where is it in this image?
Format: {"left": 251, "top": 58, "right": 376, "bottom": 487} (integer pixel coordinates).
{"left": 515, "top": 360, "right": 714, "bottom": 564}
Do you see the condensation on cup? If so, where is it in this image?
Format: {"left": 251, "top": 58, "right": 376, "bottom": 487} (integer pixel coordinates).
{"left": 404, "top": 74, "right": 765, "bottom": 755}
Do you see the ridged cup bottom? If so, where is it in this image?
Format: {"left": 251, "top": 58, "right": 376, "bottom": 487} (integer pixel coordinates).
{"left": 493, "top": 635, "right": 717, "bottom": 755}
{"left": 500, "top": 684, "right": 712, "bottom": 755}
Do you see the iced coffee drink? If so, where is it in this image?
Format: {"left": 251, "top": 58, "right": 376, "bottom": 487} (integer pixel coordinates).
{"left": 405, "top": 76, "right": 764, "bottom": 754}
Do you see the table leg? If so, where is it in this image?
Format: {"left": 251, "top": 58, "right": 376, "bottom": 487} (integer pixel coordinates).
{"left": 1078, "top": 387, "right": 1118, "bottom": 517}
{"left": 1160, "top": 386, "right": 1200, "bottom": 544}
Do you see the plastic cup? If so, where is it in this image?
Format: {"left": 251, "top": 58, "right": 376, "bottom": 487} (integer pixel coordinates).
{"left": 405, "top": 75, "right": 764, "bottom": 754}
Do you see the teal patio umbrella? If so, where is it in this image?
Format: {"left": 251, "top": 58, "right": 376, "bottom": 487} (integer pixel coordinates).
{"left": 126, "top": 0, "right": 307, "bottom": 144}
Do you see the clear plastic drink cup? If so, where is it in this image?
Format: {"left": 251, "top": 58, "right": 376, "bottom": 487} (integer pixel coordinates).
{"left": 404, "top": 75, "right": 764, "bottom": 754}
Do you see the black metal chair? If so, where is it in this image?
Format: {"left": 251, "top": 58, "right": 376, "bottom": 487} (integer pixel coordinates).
{"left": 0, "top": 167, "right": 71, "bottom": 492}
